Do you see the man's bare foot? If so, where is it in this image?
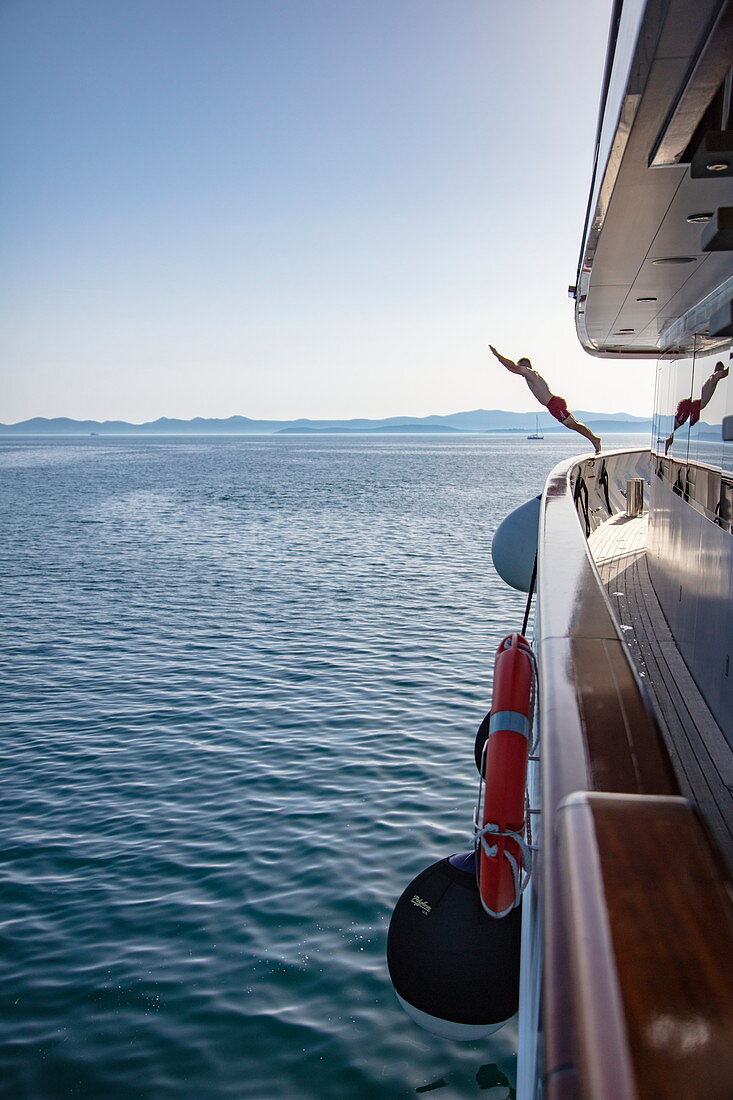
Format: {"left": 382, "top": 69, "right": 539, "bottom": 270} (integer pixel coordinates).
{"left": 591, "top": 434, "right": 602, "bottom": 454}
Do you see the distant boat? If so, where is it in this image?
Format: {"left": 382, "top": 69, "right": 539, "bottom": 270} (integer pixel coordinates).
{"left": 527, "top": 416, "right": 543, "bottom": 440}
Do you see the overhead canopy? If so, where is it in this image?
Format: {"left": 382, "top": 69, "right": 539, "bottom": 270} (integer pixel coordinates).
{"left": 576, "top": 0, "right": 733, "bottom": 357}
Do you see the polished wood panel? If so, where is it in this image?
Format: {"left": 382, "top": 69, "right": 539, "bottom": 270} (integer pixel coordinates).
{"left": 560, "top": 794, "right": 733, "bottom": 1100}
{"left": 569, "top": 636, "right": 678, "bottom": 794}
{"left": 558, "top": 793, "right": 637, "bottom": 1100}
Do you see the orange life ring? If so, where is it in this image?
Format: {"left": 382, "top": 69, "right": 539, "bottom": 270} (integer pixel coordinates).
{"left": 477, "top": 633, "right": 534, "bottom": 918}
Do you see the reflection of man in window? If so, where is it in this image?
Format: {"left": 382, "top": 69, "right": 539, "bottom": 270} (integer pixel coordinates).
{"left": 665, "top": 358, "right": 729, "bottom": 454}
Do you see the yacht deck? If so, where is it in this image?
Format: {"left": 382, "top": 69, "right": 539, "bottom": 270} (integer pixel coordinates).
{"left": 588, "top": 512, "right": 733, "bottom": 874}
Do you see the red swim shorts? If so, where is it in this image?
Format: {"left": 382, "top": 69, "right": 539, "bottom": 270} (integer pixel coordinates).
{"left": 674, "top": 397, "right": 701, "bottom": 429}
{"left": 547, "top": 395, "right": 570, "bottom": 423}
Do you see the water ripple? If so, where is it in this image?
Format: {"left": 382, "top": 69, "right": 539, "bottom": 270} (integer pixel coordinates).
{"left": 0, "top": 434, "right": 633, "bottom": 1097}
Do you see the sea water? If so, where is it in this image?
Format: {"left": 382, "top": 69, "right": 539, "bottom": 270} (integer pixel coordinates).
{"left": 0, "top": 434, "right": 640, "bottom": 1099}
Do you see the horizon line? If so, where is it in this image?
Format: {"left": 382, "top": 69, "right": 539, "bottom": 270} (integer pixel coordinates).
{"left": 0, "top": 407, "right": 652, "bottom": 430}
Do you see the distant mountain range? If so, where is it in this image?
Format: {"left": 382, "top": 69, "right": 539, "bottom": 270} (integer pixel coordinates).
{"left": 0, "top": 409, "right": 654, "bottom": 435}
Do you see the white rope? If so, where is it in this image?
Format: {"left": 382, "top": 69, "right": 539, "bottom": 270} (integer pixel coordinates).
{"left": 522, "top": 640, "right": 540, "bottom": 755}
{"left": 474, "top": 822, "right": 535, "bottom": 918}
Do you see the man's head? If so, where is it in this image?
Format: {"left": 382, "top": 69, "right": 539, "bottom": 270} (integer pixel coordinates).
{"left": 517, "top": 357, "right": 532, "bottom": 368}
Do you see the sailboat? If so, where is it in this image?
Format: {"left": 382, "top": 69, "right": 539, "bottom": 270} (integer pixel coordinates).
{"left": 527, "top": 415, "right": 543, "bottom": 440}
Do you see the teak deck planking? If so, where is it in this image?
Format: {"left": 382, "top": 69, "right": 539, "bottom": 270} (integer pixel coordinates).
{"left": 588, "top": 512, "right": 733, "bottom": 874}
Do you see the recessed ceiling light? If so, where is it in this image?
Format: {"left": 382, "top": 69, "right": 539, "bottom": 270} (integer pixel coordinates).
{"left": 687, "top": 212, "right": 713, "bottom": 223}
{"left": 706, "top": 162, "right": 729, "bottom": 171}
{"left": 651, "top": 256, "right": 697, "bottom": 264}
{"left": 637, "top": 296, "right": 657, "bottom": 302}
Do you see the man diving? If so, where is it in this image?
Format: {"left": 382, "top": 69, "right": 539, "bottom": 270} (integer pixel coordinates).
{"left": 489, "top": 345, "right": 602, "bottom": 454}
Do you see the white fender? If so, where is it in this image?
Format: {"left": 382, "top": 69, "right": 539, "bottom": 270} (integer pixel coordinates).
{"left": 491, "top": 495, "right": 540, "bottom": 592}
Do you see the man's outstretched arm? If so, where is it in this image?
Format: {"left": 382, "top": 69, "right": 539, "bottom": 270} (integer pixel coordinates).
{"left": 489, "top": 345, "right": 522, "bottom": 374}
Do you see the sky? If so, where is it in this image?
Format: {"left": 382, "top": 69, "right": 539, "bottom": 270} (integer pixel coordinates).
{"left": 1, "top": 0, "right": 657, "bottom": 423}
